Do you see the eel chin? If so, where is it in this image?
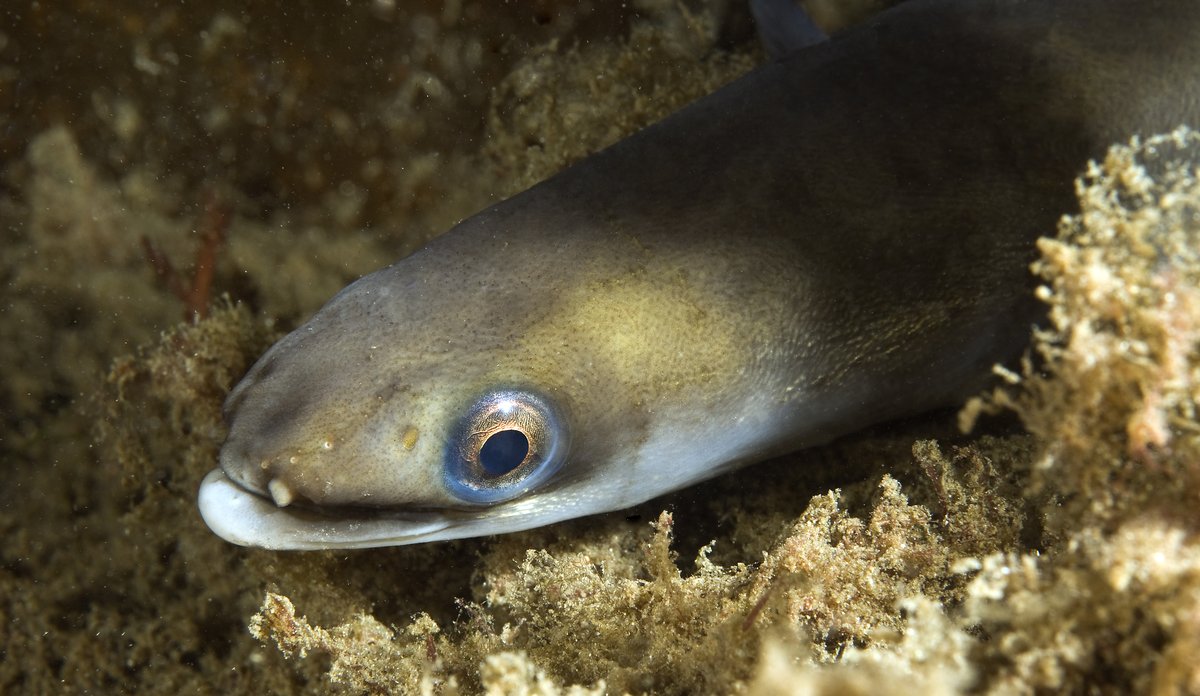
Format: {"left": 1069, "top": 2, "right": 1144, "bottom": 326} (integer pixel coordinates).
{"left": 199, "top": 469, "right": 592, "bottom": 549}
{"left": 198, "top": 469, "right": 456, "bottom": 550}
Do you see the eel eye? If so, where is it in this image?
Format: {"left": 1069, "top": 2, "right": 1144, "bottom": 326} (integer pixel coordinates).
{"left": 444, "top": 389, "right": 569, "bottom": 504}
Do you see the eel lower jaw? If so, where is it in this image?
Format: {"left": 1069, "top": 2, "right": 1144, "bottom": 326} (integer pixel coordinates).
{"left": 198, "top": 469, "right": 456, "bottom": 550}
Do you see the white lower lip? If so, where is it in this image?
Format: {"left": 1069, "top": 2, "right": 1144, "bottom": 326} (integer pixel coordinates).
{"left": 197, "top": 469, "right": 453, "bottom": 550}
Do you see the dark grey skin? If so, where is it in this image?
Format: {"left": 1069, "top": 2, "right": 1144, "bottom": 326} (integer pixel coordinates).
{"left": 199, "top": 0, "right": 1200, "bottom": 549}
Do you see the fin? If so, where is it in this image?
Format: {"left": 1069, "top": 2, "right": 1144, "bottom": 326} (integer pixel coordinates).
{"left": 751, "top": 0, "right": 827, "bottom": 58}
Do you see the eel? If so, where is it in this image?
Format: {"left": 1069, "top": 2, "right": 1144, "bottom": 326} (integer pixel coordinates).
{"left": 199, "top": 0, "right": 1200, "bottom": 549}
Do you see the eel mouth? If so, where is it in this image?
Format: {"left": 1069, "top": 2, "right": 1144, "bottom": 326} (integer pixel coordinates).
{"left": 197, "top": 469, "right": 454, "bottom": 550}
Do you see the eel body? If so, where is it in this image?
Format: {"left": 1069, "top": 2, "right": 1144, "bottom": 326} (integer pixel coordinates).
{"left": 199, "top": 0, "right": 1200, "bottom": 549}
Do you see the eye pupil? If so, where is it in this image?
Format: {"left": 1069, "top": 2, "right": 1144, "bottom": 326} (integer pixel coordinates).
{"left": 478, "top": 429, "right": 530, "bottom": 477}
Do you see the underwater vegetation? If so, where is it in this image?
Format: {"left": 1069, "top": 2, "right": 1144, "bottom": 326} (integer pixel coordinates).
{"left": 2, "top": 1, "right": 1197, "bottom": 693}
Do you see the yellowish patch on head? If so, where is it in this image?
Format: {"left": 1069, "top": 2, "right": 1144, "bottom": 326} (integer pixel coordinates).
{"left": 521, "top": 266, "right": 748, "bottom": 403}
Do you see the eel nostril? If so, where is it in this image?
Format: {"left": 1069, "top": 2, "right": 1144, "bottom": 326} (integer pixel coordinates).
{"left": 268, "top": 479, "right": 295, "bottom": 507}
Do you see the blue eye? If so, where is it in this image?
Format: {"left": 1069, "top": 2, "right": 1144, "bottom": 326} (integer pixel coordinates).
{"left": 444, "top": 389, "right": 569, "bottom": 504}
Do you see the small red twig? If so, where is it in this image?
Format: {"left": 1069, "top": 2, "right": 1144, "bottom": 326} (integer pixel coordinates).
{"left": 142, "top": 193, "right": 230, "bottom": 322}
{"left": 741, "top": 577, "right": 776, "bottom": 632}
